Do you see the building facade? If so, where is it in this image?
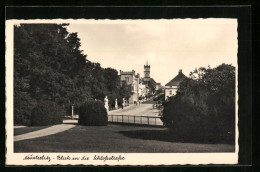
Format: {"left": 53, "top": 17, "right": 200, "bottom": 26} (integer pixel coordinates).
{"left": 120, "top": 70, "right": 140, "bottom": 104}
{"left": 165, "top": 69, "right": 187, "bottom": 100}
{"left": 155, "top": 83, "right": 163, "bottom": 91}
{"left": 138, "top": 80, "right": 149, "bottom": 98}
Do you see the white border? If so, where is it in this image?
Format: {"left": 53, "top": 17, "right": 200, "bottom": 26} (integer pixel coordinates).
{"left": 5, "top": 19, "right": 239, "bottom": 165}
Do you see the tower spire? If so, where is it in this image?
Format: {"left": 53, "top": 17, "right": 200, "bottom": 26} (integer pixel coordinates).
{"left": 146, "top": 60, "right": 148, "bottom": 66}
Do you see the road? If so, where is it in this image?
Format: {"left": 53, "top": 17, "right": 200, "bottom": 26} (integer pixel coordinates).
{"left": 108, "top": 102, "right": 163, "bottom": 126}
{"left": 108, "top": 103, "right": 160, "bottom": 116}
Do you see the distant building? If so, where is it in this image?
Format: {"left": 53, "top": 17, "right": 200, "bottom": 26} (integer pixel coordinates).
{"left": 155, "top": 83, "right": 162, "bottom": 91}
{"left": 165, "top": 69, "right": 187, "bottom": 100}
{"left": 120, "top": 70, "right": 140, "bottom": 104}
{"left": 144, "top": 61, "right": 150, "bottom": 83}
{"left": 138, "top": 77, "right": 150, "bottom": 97}
{"left": 138, "top": 83, "right": 147, "bottom": 98}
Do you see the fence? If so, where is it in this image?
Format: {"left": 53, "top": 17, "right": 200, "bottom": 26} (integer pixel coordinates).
{"left": 108, "top": 115, "right": 164, "bottom": 127}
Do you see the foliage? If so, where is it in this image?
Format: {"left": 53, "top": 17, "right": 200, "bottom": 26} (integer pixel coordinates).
{"left": 161, "top": 64, "right": 235, "bottom": 143}
{"left": 14, "top": 90, "right": 37, "bottom": 126}
{"left": 153, "top": 93, "right": 165, "bottom": 102}
{"left": 145, "top": 93, "right": 153, "bottom": 99}
{"left": 14, "top": 24, "right": 131, "bottom": 125}
{"left": 78, "top": 100, "right": 108, "bottom": 126}
{"left": 155, "top": 88, "right": 163, "bottom": 95}
{"left": 148, "top": 79, "right": 157, "bottom": 93}
{"left": 31, "top": 101, "right": 64, "bottom": 126}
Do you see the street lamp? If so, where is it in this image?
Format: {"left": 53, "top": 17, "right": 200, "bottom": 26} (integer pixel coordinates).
{"left": 72, "top": 104, "right": 74, "bottom": 120}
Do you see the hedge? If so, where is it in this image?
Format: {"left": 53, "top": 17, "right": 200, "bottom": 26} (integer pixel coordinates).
{"left": 78, "top": 100, "right": 108, "bottom": 126}
{"left": 30, "top": 101, "right": 64, "bottom": 126}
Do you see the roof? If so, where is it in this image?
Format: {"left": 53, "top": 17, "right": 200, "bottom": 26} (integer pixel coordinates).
{"left": 120, "top": 70, "right": 135, "bottom": 75}
{"left": 165, "top": 70, "right": 187, "bottom": 86}
{"left": 149, "top": 78, "right": 157, "bottom": 84}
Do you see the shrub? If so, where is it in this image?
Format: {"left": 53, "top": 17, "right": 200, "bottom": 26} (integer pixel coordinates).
{"left": 31, "top": 101, "right": 65, "bottom": 126}
{"left": 78, "top": 100, "right": 108, "bottom": 126}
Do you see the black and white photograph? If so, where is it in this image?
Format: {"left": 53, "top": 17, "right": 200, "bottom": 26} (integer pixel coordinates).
{"left": 6, "top": 18, "right": 239, "bottom": 165}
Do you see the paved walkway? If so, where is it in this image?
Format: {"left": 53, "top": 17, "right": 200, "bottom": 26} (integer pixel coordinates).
{"left": 14, "top": 126, "right": 26, "bottom": 129}
{"left": 14, "top": 124, "right": 76, "bottom": 142}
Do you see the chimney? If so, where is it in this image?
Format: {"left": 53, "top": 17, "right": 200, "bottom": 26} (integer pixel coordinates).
{"left": 179, "top": 69, "right": 182, "bottom": 74}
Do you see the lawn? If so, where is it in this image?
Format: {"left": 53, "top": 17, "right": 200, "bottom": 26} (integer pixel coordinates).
{"left": 14, "top": 126, "right": 51, "bottom": 136}
{"left": 14, "top": 124, "right": 235, "bottom": 153}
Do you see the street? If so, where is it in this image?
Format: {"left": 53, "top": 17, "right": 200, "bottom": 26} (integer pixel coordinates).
{"left": 107, "top": 102, "right": 163, "bottom": 126}
{"left": 108, "top": 103, "right": 161, "bottom": 116}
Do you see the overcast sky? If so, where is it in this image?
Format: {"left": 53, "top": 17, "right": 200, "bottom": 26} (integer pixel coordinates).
{"left": 66, "top": 19, "right": 237, "bottom": 85}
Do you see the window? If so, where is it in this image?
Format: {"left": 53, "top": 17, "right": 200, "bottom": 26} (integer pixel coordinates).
{"left": 169, "top": 90, "right": 172, "bottom": 95}
{"left": 125, "top": 77, "right": 129, "bottom": 82}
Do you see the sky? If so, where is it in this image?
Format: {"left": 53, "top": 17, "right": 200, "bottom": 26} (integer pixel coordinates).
{"left": 66, "top": 19, "right": 237, "bottom": 85}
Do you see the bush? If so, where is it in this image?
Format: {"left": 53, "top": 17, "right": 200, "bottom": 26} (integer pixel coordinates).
{"left": 161, "top": 64, "right": 235, "bottom": 143}
{"left": 31, "top": 101, "right": 65, "bottom": 126}
{"left": 78, "top": 100, "right": 108, "bottom": 126}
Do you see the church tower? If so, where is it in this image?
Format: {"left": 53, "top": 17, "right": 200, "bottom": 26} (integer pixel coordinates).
{"left": 144, "top": 61, "right": 150, "bottom": 82}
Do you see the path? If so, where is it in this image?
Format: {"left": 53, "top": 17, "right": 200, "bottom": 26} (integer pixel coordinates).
{"left": 14, "top": 126, "right": 26, "bottom": 129}
{"left": 14, "top": 123, "right": 76, "bottom": 142}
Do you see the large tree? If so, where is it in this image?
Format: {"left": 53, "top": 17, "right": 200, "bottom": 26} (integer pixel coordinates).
{"left": 161, "top": 64, "right": 235, "bottom": 143}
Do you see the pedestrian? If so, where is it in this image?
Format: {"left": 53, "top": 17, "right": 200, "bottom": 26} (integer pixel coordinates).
{"left": 122, "top": 105, "right": 124, "bottom": 111}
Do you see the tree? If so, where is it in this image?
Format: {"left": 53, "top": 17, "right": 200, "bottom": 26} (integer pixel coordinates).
{"left": 148, "top": 79, "right": 156, "bottom": 93}
{"left": 161, "top": 64, "right": 235, "bottom": 143}
{"left": 119, "top": 80, "right": 132, "bottom": 101}
{"left": 14, "top": 23, "right": 133, "bottom": 125}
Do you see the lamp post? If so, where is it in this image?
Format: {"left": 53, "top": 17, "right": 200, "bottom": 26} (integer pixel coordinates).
{"left": 72, "top": 104, "right": 74, "bottom": 120}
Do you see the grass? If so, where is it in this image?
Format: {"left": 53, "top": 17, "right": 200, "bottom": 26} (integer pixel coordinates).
{"left": 14, "top": 124, "right": 235, "bottom": 153}
{"left": 14, "top": 126, "right": 51, "bottom": 136}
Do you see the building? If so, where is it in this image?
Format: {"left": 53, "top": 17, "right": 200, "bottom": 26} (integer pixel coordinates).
{"left": 165, "top": 69, "right": 187, "bottom": 100}
{"left": 155, "top": 83, "right": 163, "bottom": 91}
{"left": 119, "top": 70, "right": 140, "bottom": 104}
{"left": 143, "top": 61, "right": 150, "bottom": 83}
{"left": 143, "top": 61, "right": 158, "bottom": 94}
{"left": 138, "top": 83, "right": 146, "bottom": 98}
{"left": 138, "top": 79, "right": 149, "bottom": 98}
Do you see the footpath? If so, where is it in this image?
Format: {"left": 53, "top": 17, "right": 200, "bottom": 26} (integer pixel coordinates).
{"left": 14, "top": 123, "right": 75, "bottom": 142}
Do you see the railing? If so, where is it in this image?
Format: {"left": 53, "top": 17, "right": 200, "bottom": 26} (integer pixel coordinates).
{"left": 108, "top": 115, "right": 164, "bottom": 127}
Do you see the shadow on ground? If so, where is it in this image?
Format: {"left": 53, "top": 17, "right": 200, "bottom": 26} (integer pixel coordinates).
{"left": 118, "top": 129, "right": 234, "bottom": 145}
